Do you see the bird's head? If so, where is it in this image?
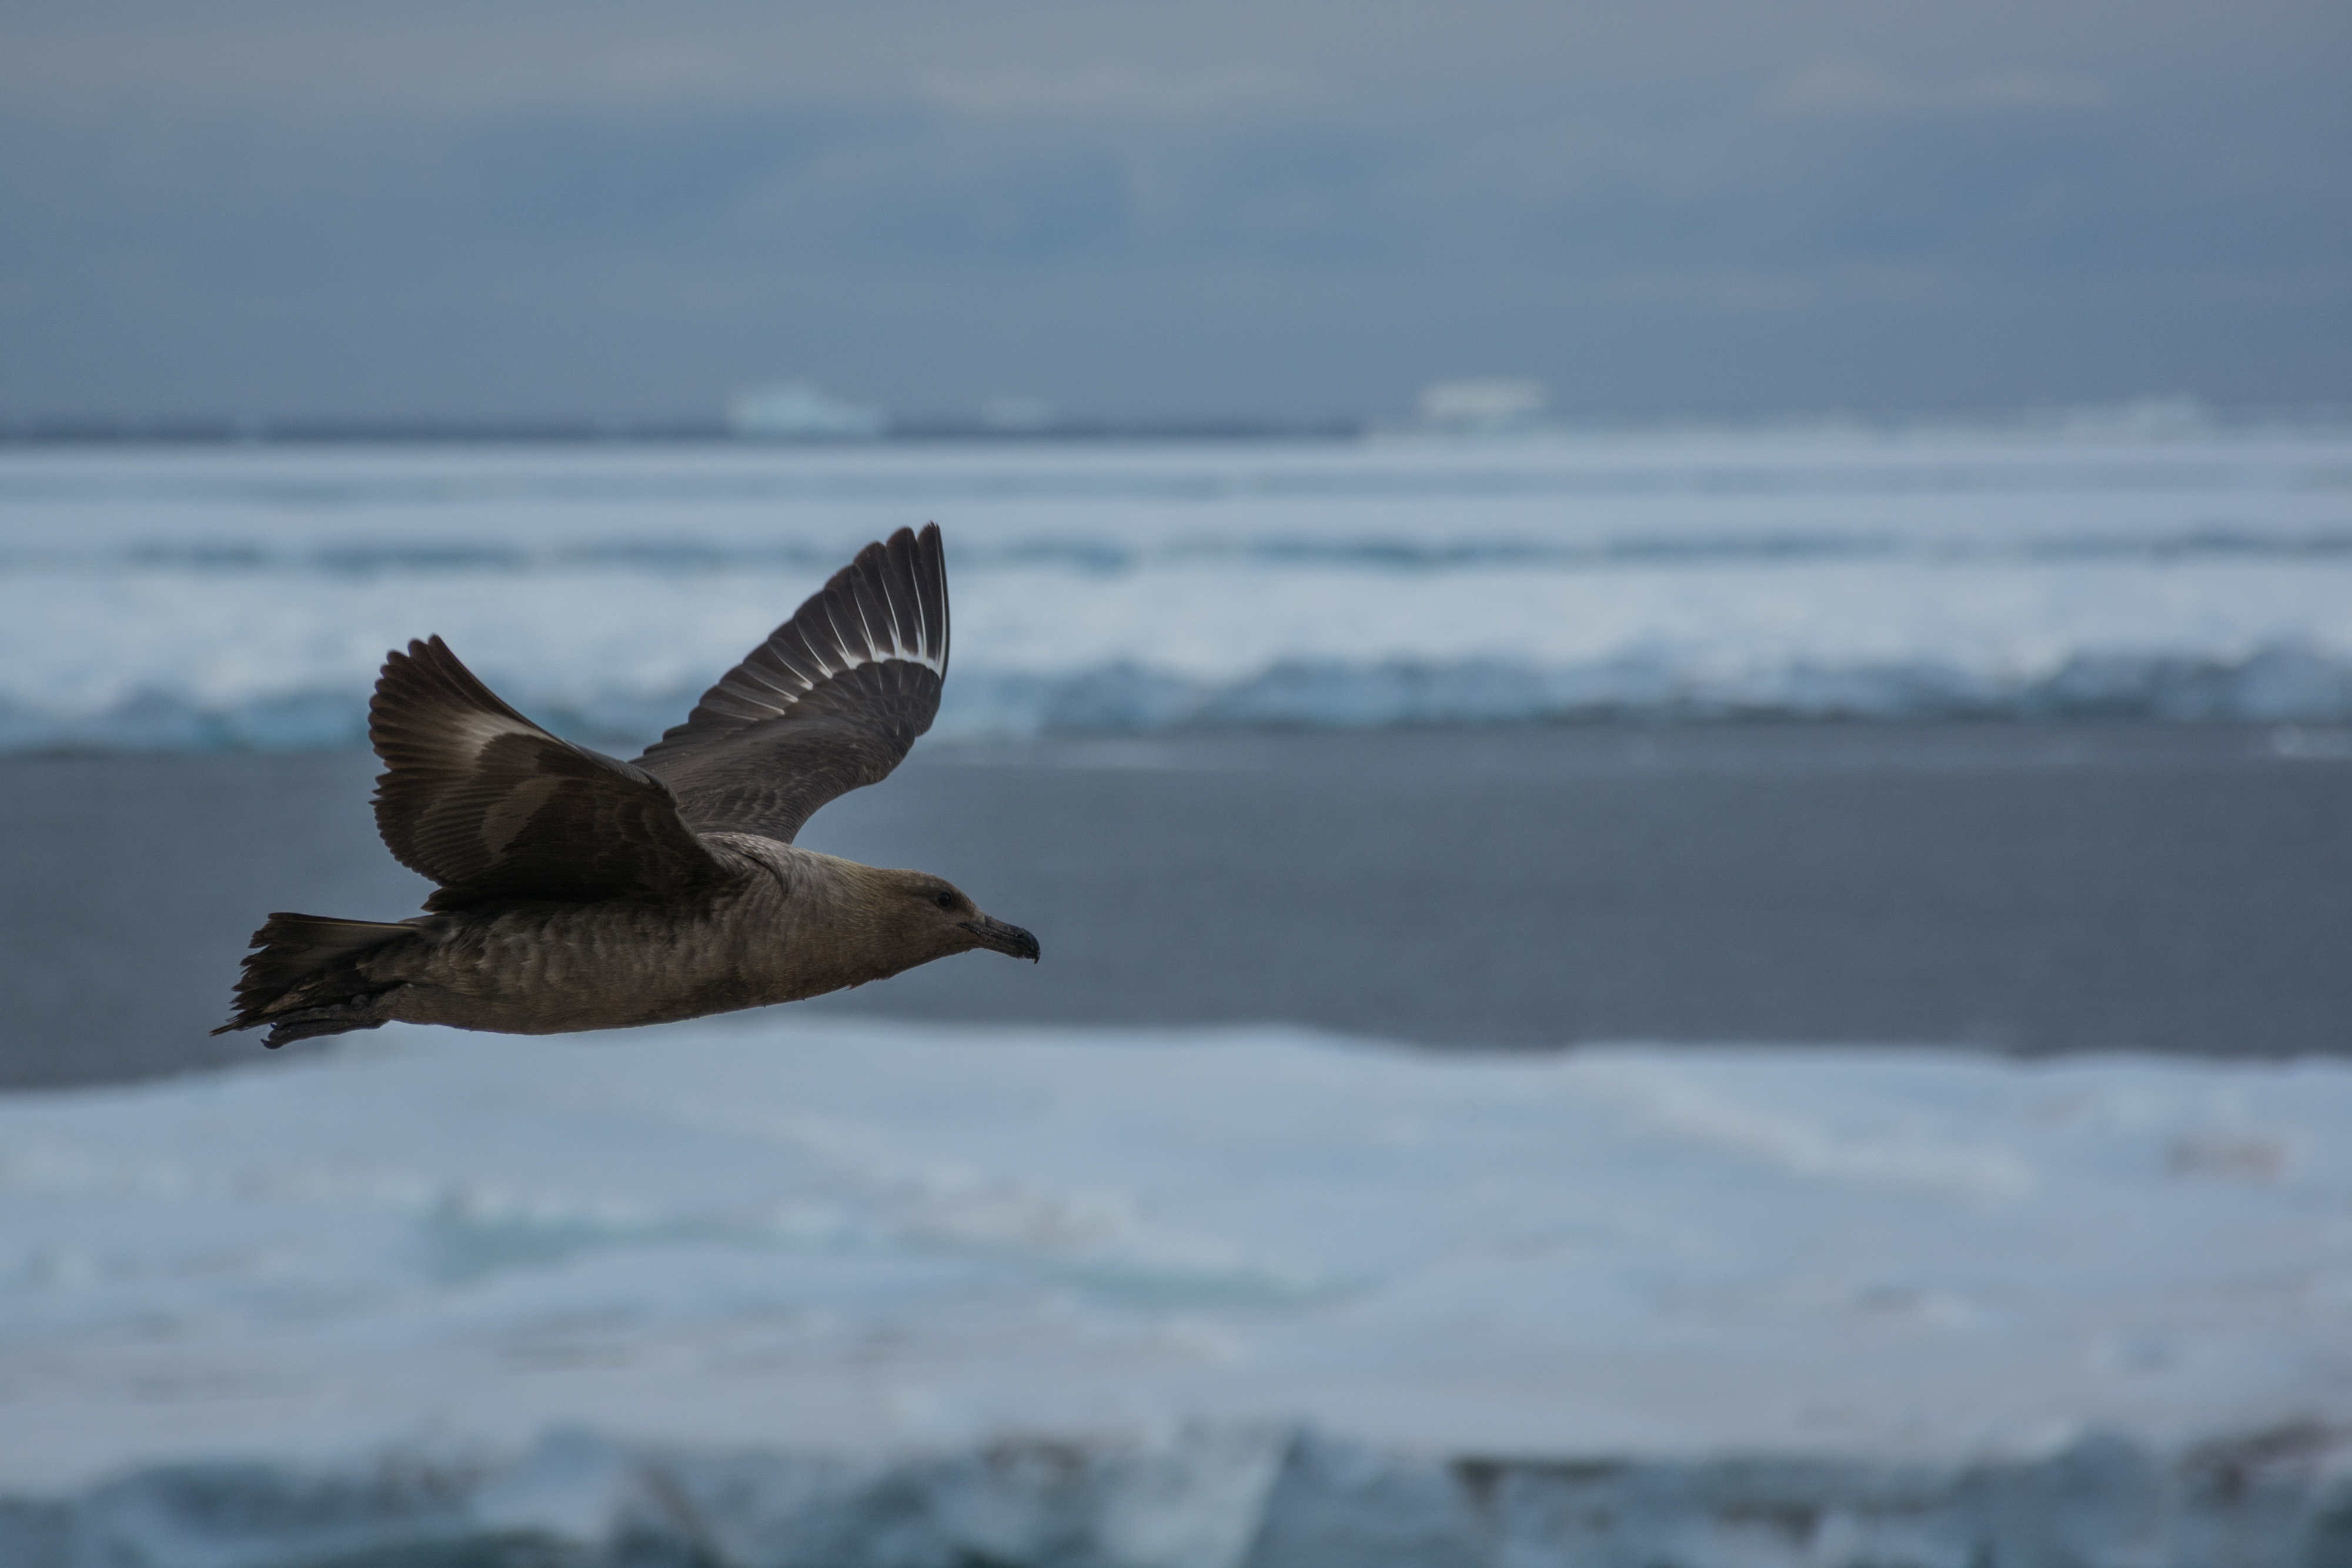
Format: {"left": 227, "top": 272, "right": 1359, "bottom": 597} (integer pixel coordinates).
{"left": 873, "top": 870, "right": 1041, "bottom": 966}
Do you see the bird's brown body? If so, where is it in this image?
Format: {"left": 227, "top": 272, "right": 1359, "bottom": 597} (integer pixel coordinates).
{"left": 218, "top": 524, "right": 1038, "bottom": 1048}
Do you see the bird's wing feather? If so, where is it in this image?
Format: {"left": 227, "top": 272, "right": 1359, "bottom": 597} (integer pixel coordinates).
{"left": 371, "top": 636, "right": 734, "bottom": 912}
{"left": 635, "top": 523, "right": 947, "bottom": 842}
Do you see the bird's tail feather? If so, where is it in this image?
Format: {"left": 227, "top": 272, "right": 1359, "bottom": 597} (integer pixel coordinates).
{"left": 215, "top": 912, "right": 412, "bottom": 1047}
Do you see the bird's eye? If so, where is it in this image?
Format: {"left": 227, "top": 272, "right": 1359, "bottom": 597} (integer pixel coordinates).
{"left": 934, "top": 891, "right": 959, "bottom": 911}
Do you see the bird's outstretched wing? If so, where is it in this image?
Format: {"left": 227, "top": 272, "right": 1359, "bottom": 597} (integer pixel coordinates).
{"left": 371, "top": 636, "right": 734, "bottom": 912}
{"left": 635, "top": 523, "right": 948, "bottom": 843}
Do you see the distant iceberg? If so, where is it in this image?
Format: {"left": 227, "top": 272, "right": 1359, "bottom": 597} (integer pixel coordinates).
{"left": 1415, "top": 377, "right": 1551, "bottom": 434}
{"left": 728, "top": 380, "right": 890, "bottom": 441}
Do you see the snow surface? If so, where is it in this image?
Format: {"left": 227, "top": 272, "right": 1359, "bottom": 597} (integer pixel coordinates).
{"left": 4, "top": 1019, "right": 2349, "bottom": 1501}
{"left": 4, "top": 429, "right": 2352, "bottom": 750}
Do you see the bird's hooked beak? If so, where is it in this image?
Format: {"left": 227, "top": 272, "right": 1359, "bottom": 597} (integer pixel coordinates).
{"left": 962, "top": 915, "right": 1041, "bottom": 962}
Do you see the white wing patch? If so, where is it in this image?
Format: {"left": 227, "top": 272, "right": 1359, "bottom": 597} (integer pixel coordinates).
{"left": 717, "top": 577, "right": 944, "bottom": 726}
{"left": 638, "top": 523, "right": 950, "bottom": 767}
{"left": 870, "top": 568, "right": 938, "bottom": 668}
{"left": 737, "top": 644, "right": 940, "bottom": 721}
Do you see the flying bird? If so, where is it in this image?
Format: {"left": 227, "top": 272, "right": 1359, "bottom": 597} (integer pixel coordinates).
{"left": 217, "top": 523, "right": 1037, "bottom": 1049}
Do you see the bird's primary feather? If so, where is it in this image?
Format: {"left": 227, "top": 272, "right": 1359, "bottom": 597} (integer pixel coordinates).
{"left": 636, "top": 522, "right": 948, "bottom": 842}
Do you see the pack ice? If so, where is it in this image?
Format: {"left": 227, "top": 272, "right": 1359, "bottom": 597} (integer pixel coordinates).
{"left": 1, "top": 1021, "right": 2347, "bottom": 1565}
{"left": 6, "top": 427, "right": 2352, "bottom": 751}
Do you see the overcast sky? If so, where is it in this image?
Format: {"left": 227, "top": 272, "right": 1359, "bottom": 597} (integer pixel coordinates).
{"left": 1, "top": 0, "right": 2344, "bottom": 422}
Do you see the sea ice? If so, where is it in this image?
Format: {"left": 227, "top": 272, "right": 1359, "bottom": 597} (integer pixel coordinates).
{"left": 3, "top": 429, "right": 2351, "bottom": 750}
{"left": 0, "top": 1020, "right": 2347, "bottom": 1563}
